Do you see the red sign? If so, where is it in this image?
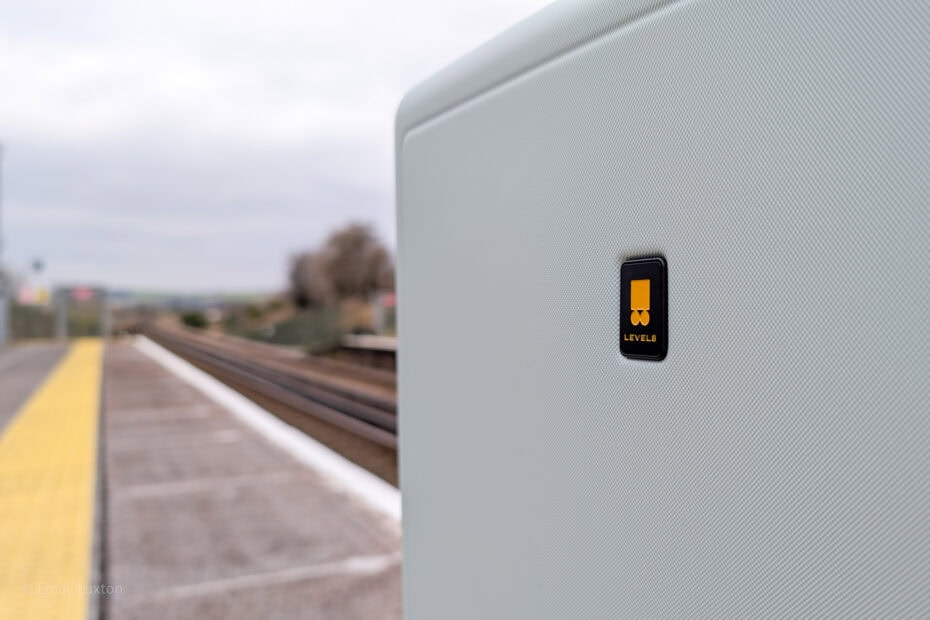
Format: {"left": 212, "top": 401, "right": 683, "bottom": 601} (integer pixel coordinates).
{"left": 71, "top": 287, "right": 95, "bottom": 302}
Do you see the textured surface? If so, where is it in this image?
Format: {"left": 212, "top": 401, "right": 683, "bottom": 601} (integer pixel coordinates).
{"left": 0, "top": 340, "right": 102, "bottom": 620}
{"left": 104, "top": 342, "right": 402, "bottom": 619}
{"left": 0, "top": 343, "right": 67, "bottom": 434}
{"left": 397, "top": 0, "right": 929, "bottom": 617}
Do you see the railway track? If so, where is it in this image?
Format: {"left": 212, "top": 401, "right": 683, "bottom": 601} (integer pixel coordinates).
{"left": 144, "top": 325, "right": 398, "bottom": 450}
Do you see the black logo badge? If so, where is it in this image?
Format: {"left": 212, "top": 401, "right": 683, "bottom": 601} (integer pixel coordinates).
{"left": 620, "top": 256, "right": 667, "bottom": 360}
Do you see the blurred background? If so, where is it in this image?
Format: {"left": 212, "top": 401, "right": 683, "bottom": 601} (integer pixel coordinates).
{"left": 0, "top": 2, "right": 550, "bottom": 618}
{"left": 0, "top": 0, "right": 550, "bottom": 345}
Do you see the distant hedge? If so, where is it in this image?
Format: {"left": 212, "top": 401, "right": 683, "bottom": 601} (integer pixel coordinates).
{"left": 181, "top": 311, "right": 208, "bottom": 329}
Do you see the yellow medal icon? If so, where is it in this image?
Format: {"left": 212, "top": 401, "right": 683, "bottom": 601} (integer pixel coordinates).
{"left": 630, "top": 278, "right": 650, "bottom": 326}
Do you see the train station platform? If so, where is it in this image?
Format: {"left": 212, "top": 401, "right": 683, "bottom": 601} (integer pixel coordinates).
{"left": 0, "top": 338, "right": 402, "bottom": 620}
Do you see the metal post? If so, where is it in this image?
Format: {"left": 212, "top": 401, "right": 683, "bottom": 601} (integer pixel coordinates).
{"left": 371, "top": 291, "right": 385, "bottom": 335}
{"left": 55, "top": 289, "right": 68, "bottom": 340}
{"left": 99, "top": 288, "right": 110, "bottom": 339}
{"left": 0, "top": 143, "right": 7, "bottom": 347}
{"left": 0, "top": 291, "right": 6, "bottom": 347}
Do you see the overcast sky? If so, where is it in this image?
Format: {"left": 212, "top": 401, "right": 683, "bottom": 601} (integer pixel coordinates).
{"left": 0, "top": 0, "right": 550, "bottom": 292}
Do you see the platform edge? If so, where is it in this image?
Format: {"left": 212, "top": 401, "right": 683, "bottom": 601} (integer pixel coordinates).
{"left": 133, "top": 335, "right": 401, "bottom": 523}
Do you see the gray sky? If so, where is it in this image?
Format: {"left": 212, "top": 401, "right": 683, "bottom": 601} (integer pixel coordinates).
{"left": 0, "top": 0, "right": 550, "bottom": 292}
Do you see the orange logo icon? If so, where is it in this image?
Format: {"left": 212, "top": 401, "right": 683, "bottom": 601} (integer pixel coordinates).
{"left": 630, "top": 278, "right": 650, "bottom": 326}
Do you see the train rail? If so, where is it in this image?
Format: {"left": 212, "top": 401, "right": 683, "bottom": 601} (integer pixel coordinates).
{"left": 144, "top": 325, "right": 398, "bottom": 450}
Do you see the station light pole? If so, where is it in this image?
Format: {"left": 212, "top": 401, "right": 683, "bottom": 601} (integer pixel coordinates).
{"left": 0, "top": 142, "right": 7, "bottom": 347}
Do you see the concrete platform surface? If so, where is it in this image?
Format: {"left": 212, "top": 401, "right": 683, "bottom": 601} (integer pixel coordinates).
{"left": 0, "top": 342, "right": 68, "bottom": 434}
{"left": 103, "top": 342, "right": 402, "bottom": 620}
{"left": 0, "top": 340, "right": 103, "bottom": 620}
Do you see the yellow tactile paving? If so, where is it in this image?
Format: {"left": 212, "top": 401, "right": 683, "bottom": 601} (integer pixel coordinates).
{"left": 0, "top": 339, "right": 103, "bottom": 620}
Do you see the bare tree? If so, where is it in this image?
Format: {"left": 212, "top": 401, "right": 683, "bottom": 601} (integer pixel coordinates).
{"left": 289, "top": 223, "right": 394, "bottom": 308}
{"left": 320, "top": 223, "right": 394, "bottom": 300}
{"left": 288, "top": 251, "right": 333, "bottom": 308}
